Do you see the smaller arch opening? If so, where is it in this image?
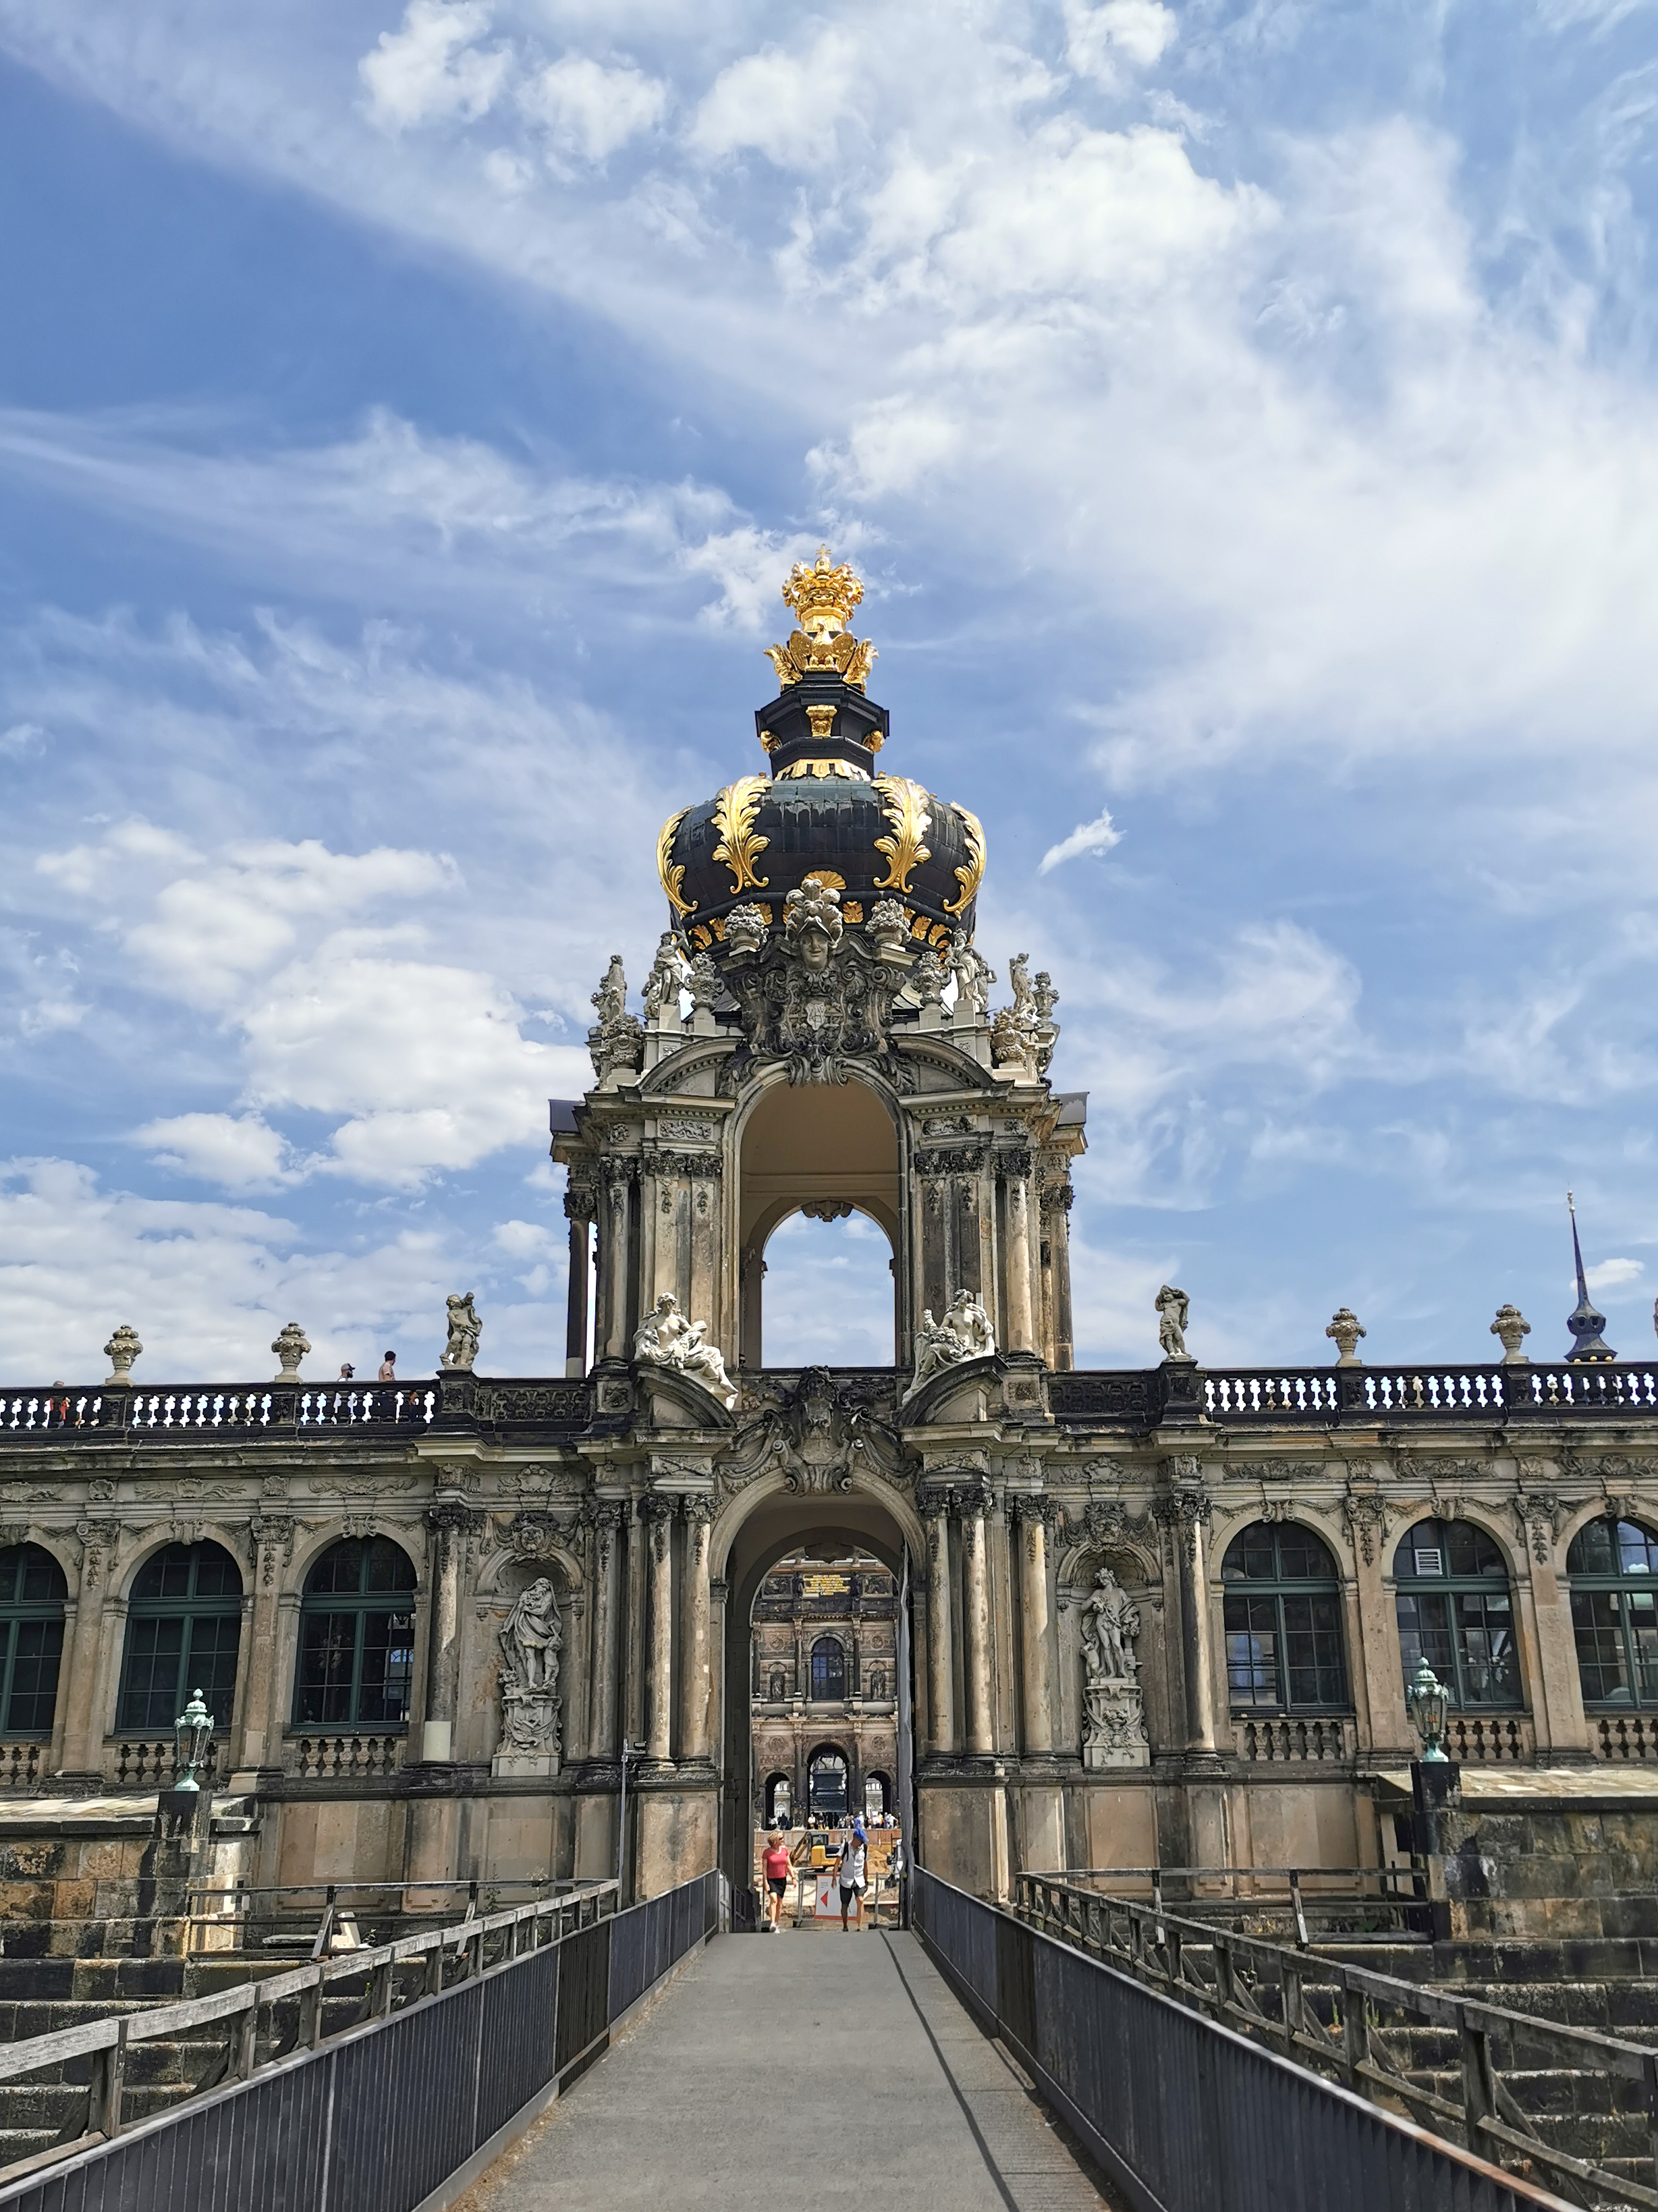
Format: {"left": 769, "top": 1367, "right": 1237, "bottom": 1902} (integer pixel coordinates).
{"left": 807, "top": 1745, "right": 849, "bottom": 1822}
{"left": 763, "top": 1771, "right": 792, "bottom": 1827}
{"left": 864, "top": 1771, "right": 890, "bottom": 1824}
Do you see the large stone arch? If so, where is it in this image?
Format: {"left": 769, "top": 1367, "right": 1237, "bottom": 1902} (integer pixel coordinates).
{"left": 715, "top": 1470, "right": 922, "bottom": 1887}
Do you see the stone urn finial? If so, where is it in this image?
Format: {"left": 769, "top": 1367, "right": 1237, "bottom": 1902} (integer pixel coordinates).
{"left": 271, "top": 1321, "right": 311, "bottom": 1382}
{"left": 103, "top": 1324, "right": 142, "bottom": 1385}
{"left": 1325, "top": 1307, "right": 1366, "bottom": 1365}
{"left": 1491, "top": 1304, "right": 1532, "bottom": 1365}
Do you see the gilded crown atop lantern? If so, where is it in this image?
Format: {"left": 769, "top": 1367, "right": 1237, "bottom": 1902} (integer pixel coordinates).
{"left": 783, "top": 546, "right": 864, "bottom": 640}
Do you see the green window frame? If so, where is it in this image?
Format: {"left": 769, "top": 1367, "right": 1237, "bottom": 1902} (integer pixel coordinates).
{"left": 0, "top": 1545, "right": 67, "bottom": 1738}
{"left": 1393, "top": 1518, "right": 1522, "bottom": 1710}
{"left": 292, "top": 1537, "right": 417, "bottom": 1730}
{"left": 117, "top": 1542, "right": 243, "bottom": 1734}
{"left": 1221, "top": 1522, "right": 1350, "bottom": 1713}
{"left": 1566, "top": 1516, "right": 1658, "bottom": 1710}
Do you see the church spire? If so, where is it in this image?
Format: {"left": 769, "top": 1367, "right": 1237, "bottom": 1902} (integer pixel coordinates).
{"left": 1564, "top": 1190, "right": 1616, "bottom": 1363}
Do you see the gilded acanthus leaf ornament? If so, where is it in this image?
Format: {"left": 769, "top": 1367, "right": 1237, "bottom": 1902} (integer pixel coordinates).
{"left": 657, "top": 808, "right": 696, "bottom": 918}
{"left": 942, "top": 803, "right": 986, "bottom": 916}
{"left": 711, "top": 775, "right": 771, "bottom": 895}
{"left": 872, "top": 776, "right": 933, "bottom": 895}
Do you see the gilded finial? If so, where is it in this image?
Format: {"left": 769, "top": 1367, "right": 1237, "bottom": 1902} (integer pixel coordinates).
{"left": 765, "top": 545, "right": 878, "bottom": 698}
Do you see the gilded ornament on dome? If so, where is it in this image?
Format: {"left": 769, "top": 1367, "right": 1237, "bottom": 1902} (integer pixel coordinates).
{"left": 942, "top": 803, "right": 987, "bottom": 917}
{"left": 805, "top": 704, "right": 837, "bottom": 740}
{"left": 802, "top": 868, "right": 847, "bottom": 893}
{"left": 657, "top": 808, "right": 696, "bottom": 918}
{"left": 777, "top": 758, "right": 871, "bottom": 781}
{"left": 763, "top": 545, "right": 879, "bottom": 694}
{"left": 711, "top": 775, "right": 771, "bottom": 895}
{"left": 872, "top": 775, "right": 933, "bottom": 895}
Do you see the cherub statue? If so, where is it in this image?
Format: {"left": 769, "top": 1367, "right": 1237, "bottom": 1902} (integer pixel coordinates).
{"left": 442, "top": 1292, "right": 482, "bottom": 1371}
{"left": 1155, "top": 1284, "right": 1190, "bottom": 1361}
{"left": 1081, "top": 1566, "right": 1140, "bottom": 1685}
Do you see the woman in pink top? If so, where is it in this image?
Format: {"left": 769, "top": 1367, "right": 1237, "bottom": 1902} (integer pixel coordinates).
{"left": 761, "top": 1831, "right": 792, "bottom": 1930}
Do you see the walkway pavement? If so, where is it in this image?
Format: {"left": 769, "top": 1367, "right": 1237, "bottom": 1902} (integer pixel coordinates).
{"left": 468, "top": 1927, "right": 1118, "bottom": 2212}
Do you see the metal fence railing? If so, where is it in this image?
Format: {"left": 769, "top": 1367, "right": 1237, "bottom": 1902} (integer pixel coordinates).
{"left": 914, "top": 1868, "right": 1577, "bottom": 2212}
{"left": 1026, "top": 1865, "right": 1430, "bottom": 1945}
{"left": 1013, "top": 1871, "right": 1655, "bottom": 2209}
{"left": 0, "top": 1870, "right": 724, "bottom": 2212}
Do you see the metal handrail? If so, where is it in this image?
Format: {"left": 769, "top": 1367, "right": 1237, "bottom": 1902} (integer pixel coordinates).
{"left": 0, "top": 1878, "right": 620, "bottom": 2184}
{"left": 1016, "top": 1871, "right": 1658, "bottom": 2211}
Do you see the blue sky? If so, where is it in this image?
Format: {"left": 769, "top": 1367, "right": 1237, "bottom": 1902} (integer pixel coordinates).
{"left": 1, "top": 0, "right": 1657, "bottom": 1383}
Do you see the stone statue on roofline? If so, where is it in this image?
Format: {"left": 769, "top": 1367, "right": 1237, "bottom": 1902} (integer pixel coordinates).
{"left": 633, "top": 1292, "right": 738, "bottom": 1410}
{"left": 1155, "top": 1284, "right": 1191, "bottom": 1362}
{"left": 442, "top": 1293, "right": 482, "bottom": 1372}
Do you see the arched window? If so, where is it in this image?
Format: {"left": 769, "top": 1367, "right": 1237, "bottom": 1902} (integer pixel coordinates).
{"left": 117, "top": 1543, "right": 243, "bottom": 1732}
{"left": 810, "top": 1636, "right": 846, "bottom": 1701}
{"left": 1567, "top": 1517, "right": 1658, "bottom": 1709}
{"left": 764, "top": 1773, "right": 792, "bottom": 1827}
{"left": 1393, "top": 1518, "right": 1521, "bottom": 1709}
{"left": 294, "top": 1539, "right": 417, "bottom": 1729}
{"left": 0, "top": 1545, "right": 66, "bottom": 1737}
{"left": 1221, "top": 1522, "right": 1348, "bottom": 1712}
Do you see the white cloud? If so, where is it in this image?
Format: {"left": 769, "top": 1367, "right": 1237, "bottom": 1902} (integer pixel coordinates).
{"left": 1039, "top": 806, "right": 1122, "bottom": 873}
{"left": 1587, "top": 1255, "right": 1645, "bottom": 1291}
{"left": 359, "top": 0, "right": 511, "bottom": 132}
{"left": 688, "top": 30, "right": 860, "bottom": 167}
{"left": 1063, "top": 0, "right": 1177, "bottom": 88}
{"left": 520, "top": 55, "right": 666, "bottom": 162}
{"left": 134, "top": 1113, "right": 294, "bottom": 1190}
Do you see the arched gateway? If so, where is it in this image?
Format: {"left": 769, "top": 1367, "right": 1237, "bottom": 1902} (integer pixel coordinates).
{"left": 553, "top": 549, "right": 1085, "bottom": 1899}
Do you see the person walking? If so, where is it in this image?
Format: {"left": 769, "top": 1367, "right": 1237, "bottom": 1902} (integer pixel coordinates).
{"left": 836, "top": 1818, "right": 868, "bottom": 1931}
{"left": 761, "top": 1830, "right": 792, "bottom": 1932}
{"left": 377, "top": 1351, "right": 396, "bottom": 1381}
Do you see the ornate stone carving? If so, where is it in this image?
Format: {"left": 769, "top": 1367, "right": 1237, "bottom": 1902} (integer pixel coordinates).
{"left": 782, "top": 877, "right": 845, "bottom": 965}
{"left": 1154, "top": 1486, "right": 1212, "bottom": 1561}
{"left": 945, "top": 931, "right": 994, "bottom": 1019}
{"left": 1155, "top": 1285, "right": 1191, "bottom": 1362}
{"left": 1325, "top": 1308, "right": 1366, "bottom": 1365}
{"left": 721, "top": 904, "right": 769, "bottom": 961}
{"left": 1491, "top": 1304, "right": 1532, "bottom": 1364}
{"left": 588, "top": 955, "right": 645, "bottom": 1080}
{"left": 722, "top": 892, "right": 914, "bottom": 1091}
{"left": 1080, "top": 1567, "right": 1148, "bottom": 1769}
{"left": 497, "top": 1578, "right": 561, "bottom": 1765}
{"left": 633, "top": 1293, "right": 738, "bottom": 1410}
{"left": 800, "top": 1199, "right": 853, "bottom": 1222}
{"left": 501, "top": 1510, "right": 572, "bottom": 1559}
{"left": 441, "top": 1294, "right": 482, "bottom": 1373}
{"left": 1514, "top": 1491, "right": 1568, "bottom": 1564}
{"left": 74, "top": 1518, "right": 122, "bottom": 1586}
{"left": 103, "top": 1325, "right": 141, "bottom": 1385}
{"left": 868, "top": 897, "right": 909, "bottom": 954}
{"left": 271, "top": 1322, "right": 310, "bottom": 1381}
{"left": 248, "top": 1514, "right": 297, "bottom": 1587}
{"left": 1342, "top": 1491, "right": 1391, "bottom": 1567}
{"left": 1256, "top": 1458, "right": 1321, "bottom": 1483}
{"left": 907, "top": 1290, "right": 996, "bottom": 1399}
{"left": 989, "top": 953, "right": 1059, "bottom": 1073}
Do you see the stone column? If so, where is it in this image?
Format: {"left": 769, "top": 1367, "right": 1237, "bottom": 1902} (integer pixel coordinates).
{"left": 920, "top": 1491, "right": 956, "bottom": 1754}
{"left": 1045, "top": 1179, "right": 1075, "bottom": 1373}
{"left": 688, "top": 1161, "right": 721, "bottom": 1350}
{"left": 421, "top": 1504, "right": 481, "bottom": 1765}
{"left": 563, "top": 1182, "right": 593, "bottom": 1379}
{"left": 1159, "top": 1481, "right": 1218, "bottom": 1755}
{"left": 586, "top": 1501, "right": 623, "bottom": 1759}
{"left": 1001, "top": 1149, "right": 1036, "bottom": 1354}
{"left": 917, "top": 1162, "right": 949, "bottom": 1322}
{"left": 1344, "top": 1485, "right": 1408, "bottom": 1752}
{"left": 57, "top": 1520, "right": 121, "bottom": 1780}
{"left": 597, "top": 1160, "right": 635, "bottom": 1361}
{"left": 1015, "top": 1499, "right": 1055, "bottom": 1754}
{"left": 642, "top": 1497, "right": 675, "bottom": 1763}
{"left": 231, "top": 1513, "right": 296, "bottom": 1781}
{"left": 961, "top": 1484, "right": 995, "bottom": 1756}
{"left": 678, "top": 1497, "right": 714, "bottom": 1761}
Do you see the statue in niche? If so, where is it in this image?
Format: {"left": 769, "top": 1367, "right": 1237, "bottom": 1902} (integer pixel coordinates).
{"left": 442, "top": 1293, "right": 482, "bottom": 1371}
{"left": 634, "top": 1292, "right": 739, "bottom": 1410}
{"left": 1155, "top": 1284, "right": 1191, "bottom": 1362}
{"left": 498, "top": 1575, "right": 562, "bottom": 1760}
{"left": 908, "top": 1289, "right": 997, "bottom": 1395}
{"left": 1080, "top": 1564, "right": 1149, "bottom": 1770}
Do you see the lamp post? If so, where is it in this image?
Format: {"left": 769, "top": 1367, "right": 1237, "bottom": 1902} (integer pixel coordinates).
{"left": 173, "top": 1688, "right": 213, "bottom": 1793}
{"left": 1404, "top": 1657, "right": 1449, "bottom": 1763}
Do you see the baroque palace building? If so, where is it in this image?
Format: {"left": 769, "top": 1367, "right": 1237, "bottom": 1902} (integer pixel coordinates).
{"left": 1, "top": 551, "right": 1657, "bottom": 1906}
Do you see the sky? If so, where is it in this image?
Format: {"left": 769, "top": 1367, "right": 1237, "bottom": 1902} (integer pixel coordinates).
{"left": 1, "top": 0, "right": 1657, "bottom": 1383}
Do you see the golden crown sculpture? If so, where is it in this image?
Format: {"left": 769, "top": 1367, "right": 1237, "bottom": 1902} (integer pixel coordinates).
{"left": 765, "top": 546, "right": 877, "bottom": 692}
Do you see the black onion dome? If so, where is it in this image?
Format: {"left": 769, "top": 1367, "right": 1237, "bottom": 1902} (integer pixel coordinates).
{"left": 654, "top": 549, "right": 987, "bottom": 956}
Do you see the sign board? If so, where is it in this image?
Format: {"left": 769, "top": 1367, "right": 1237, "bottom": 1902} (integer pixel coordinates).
{"left": 814, "top": 1873, "right": 839, "bottom": 1916}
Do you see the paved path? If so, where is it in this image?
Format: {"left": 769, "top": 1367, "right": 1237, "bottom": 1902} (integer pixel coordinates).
{"left": 468, "top": 1927, "right": 1117, "bottom": 2212}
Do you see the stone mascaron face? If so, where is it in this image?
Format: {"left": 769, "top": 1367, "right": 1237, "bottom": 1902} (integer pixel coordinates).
{"left": 655, "top": 548, "right": 986, "bottom": 956}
